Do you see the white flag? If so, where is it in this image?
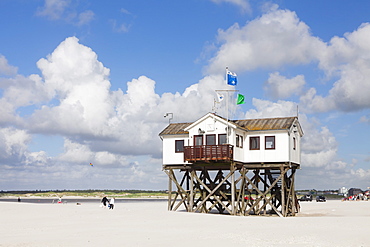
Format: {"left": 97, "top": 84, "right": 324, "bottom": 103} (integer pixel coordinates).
{"left": 216, "top": 92, "right": 224, "bottom": 102}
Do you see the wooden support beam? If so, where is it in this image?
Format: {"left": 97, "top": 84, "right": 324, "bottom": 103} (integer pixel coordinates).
{"left": 167, "top": 168, "right": 172, "bottom": 211}
{"left": 281, "top": 165, "right": 286, "bottom": 217}
{"left": 231, "top": 163, "right": 236, "bottom": 215}
{"left": 244, "top": 167, "right": 288, "bottom": 217}
{"left": 164, "top": 162, "right": 298, "bottom": 217}
{"left": 194, "top": 172, "right": 232, "bottom": 214}
{"left": 189, "top": 170, "right": 194, "bottom": 212}
{"left": 164, "top": 169, "right": 189, "bottom": 211}
{"left": 193, "top": 168, "right": 235, "bottom": 214}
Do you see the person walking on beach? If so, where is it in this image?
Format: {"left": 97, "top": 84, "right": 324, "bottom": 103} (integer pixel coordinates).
{"left": 101, "top": 196, "right": 109, "bottom": 208}
{"left": 109, "top": 197, "right": 115, "bottom": 210}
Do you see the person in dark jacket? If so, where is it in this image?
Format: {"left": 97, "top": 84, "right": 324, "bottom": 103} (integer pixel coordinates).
{"left": 101, "top": 196, "right": 109, "bottom": 208}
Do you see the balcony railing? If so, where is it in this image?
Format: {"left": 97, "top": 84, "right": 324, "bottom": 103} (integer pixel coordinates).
{"left": 184, "top": 145, "right": 233, "bottom": 162}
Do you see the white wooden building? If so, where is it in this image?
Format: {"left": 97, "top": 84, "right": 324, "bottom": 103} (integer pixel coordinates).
{"left": 159, "top": 112, "right": 303, "bottom": 166}
{"left": 159, "top": 112, "right": 304, "bottom": 217}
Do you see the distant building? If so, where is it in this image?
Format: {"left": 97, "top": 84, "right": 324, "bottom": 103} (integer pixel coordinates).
{"left": 348, "top": 188, "right": 362, "bottom": 196}
{"left": 338, "top": 187, "right": 348, "bottom": 196}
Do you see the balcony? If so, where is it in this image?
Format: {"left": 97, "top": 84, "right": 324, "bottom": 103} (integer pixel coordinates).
{"left": 184, "top": 145, "right": 233, "bottom": 162}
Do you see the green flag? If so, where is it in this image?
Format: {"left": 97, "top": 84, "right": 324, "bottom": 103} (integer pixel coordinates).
{"left": 237, "top": 94, "right": 245, "bottom": 105}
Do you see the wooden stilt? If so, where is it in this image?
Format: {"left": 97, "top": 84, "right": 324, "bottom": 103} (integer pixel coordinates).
{"left": 163, "top": 161, "right": 299, "bottom": 217}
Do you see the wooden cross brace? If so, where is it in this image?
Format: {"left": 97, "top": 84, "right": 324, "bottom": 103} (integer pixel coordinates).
{"left": 244, "top": 167, "right": 290, "bottom": 217}
{"left": 164, "top": 169, "right": 189, "bottom": 211}
{"left": 192, "top": 167, "right": 236, "bottom": 214}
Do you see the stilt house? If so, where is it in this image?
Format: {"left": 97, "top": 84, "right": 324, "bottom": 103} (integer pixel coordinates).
{"left": 159, "top": 112, "right": 304, "bottom": 217}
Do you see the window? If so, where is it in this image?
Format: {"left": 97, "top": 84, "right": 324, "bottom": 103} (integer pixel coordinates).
{"left": 250, "top": 137, "right": 260, "bottom": 150}
{"left": 206, "top": 134, "right": 216, "bottom": 145}
{"left": 218, "top": 134, "right": 227, "bottom": 145}
{"left": 194, "top": 135, "right": 203, "bottom": 146}
{"left": 236, "top": 135, "right": 243, "bottom": 148}
{"left": 293, "top": 137, "right": 296, "bottom": 150}
{"left": 265, "top": 136, "right": 275, "bottom": 150}
{"left": 175, "top": 140, "right": 184, "bottom": 153}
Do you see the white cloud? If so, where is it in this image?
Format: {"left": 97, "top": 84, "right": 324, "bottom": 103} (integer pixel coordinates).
{"left": 351, "top": 168, "right": 370, "bottom": 179}
{"left": 0, "top": 36, "right": 234, "bottom": 189}
{"left": 0, "top": 55, "right": 18, "bottom": 76}
{"left": 36, "top": 0, "right": 94, "bottom": 26}
{"left": 0, "top": 127, "right": 30, "bottom": 162}
{"left": 0, "top": 74, "right": 50, "bottom": 109}
{"left": 205, "top": 5, "right": 370, "bottom": 114}
{"left": 244, "top": 99, "right": 339, "bottom": 168}
{"left": 210, "top": 0, "right": 251, "bottom": 13}
{"left": 110, "top": 19, "right": 131, "bottom": 33}
{"left": 31, "top": 37, "right": 112, "bottom": 136}
{"left": 264, "top": 72, "right": 305, "bottom": 99}
{"left": 300, "top": 23, "right": 370, "bottom": 112}
{"left": 77, "top": 10, "right": 94, "bottom": 26}
{"left": 2, "top": 3, "right": 370, "bottom": 190}
{"left": 25, "top": 151, "right": 50, "bottom": 167}
{"left": 243, "top": 98, "right": 370, "bottom": 189}
{"left": 36, "top": 0, "right": 70, "bottom": 20}
{"left": 299, "top": 88, "right": 334, "bottom": 113}
{"left": 360, "top": 114, "right": 370, "bottom": 124}
{"left": 245, "top": 98, "right": 298, "bottom": 119}
{"left": 206, "top": 6, "right": 325, "bottom": 74}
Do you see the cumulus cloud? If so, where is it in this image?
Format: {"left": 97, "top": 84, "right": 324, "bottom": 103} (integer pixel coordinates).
{"left": 264, "top": 72, "right": 305, "bottom": 100}
{"left": 243, "top": 98, "right": 370, "bottom": 190}
{"left": 244, "top": 99, "right": 339, "bottom": 168}
{"left": 0, "top": 127, "right": 30, "bottom": 165}
{"left": 205, "top": 6, "right": 325, "bottom": 74}
{"left": 0, "top": 55, "right": 18, "bottom": 76}
{"left": 0, "top": 36, "right": 232, "bottom": 189}
{"left": 205, "top": 5, "right": 370, "bottom": 114}
{"left": 2, "top": 4, "right": 370, "bottom": 190}
{"left": 0, "top": 74, "right": 50, "bottom": 109}
{"left": 244, "top": 98, "right": 298, "bottom": 119}
{"left": 299, "top": 23, "right": 370, "bottom": 112}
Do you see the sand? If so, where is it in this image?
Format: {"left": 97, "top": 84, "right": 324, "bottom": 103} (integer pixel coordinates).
{"left": 0, "top": 200, "right": 369, "bottom": 247}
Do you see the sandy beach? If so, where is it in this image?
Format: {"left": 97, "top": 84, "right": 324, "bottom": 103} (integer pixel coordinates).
{"left": 0, "top": 200, "right": 369, "bottom": 247}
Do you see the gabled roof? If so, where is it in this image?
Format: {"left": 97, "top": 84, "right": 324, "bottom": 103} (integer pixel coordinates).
{"left": 183, "top": 112, "right": 237, "bottom": 132}
{"left": 233, "top": 117, "right": 297, "bottom": 131}
{"left": 159, "top": 114, "right": 303, "bottom": 136}
{"left": 159, "top": 122, "right": 192, "bottom": 136}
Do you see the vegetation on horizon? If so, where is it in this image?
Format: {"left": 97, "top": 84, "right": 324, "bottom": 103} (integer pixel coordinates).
{"left": 0, "top": 189, "right": 168, "bottom": 198}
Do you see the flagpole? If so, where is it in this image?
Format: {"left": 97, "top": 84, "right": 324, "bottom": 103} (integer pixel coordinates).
{"left": 214, "top": 66, "right": 238, "bottom": 145}
{"left": 215, "top": 89, "right": 238, "bottom": 144}
{"left": 226, "top": 67, "right": 229, "bottom": 144}
{"left": 227, "top": 90, "right": 229, "bottom": 144}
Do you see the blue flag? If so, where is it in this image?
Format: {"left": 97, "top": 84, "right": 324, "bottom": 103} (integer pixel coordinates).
{"left": 227, "top": 70, "right": 237, "bottom": 86}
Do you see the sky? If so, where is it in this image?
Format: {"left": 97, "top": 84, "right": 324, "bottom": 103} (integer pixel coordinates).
{"left": 0, "top": 0, "right": 369, "bottom": 191}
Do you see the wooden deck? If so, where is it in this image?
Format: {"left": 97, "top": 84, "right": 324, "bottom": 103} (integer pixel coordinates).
{"left": 184, "top": 145, "right": 233, "bottom": 162}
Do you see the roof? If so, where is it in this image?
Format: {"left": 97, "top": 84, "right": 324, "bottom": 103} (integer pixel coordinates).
{"left": 159, "top": 115, "right": 301, "bottom": 135}
{"left": 233, "top": 117, "right": 297, "bottom": 131}
{"left": 158, "top": 122, "right": 192, "bottom": 136}
{"left": 183, "top": 112, "right": 236, "bottom": 132}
